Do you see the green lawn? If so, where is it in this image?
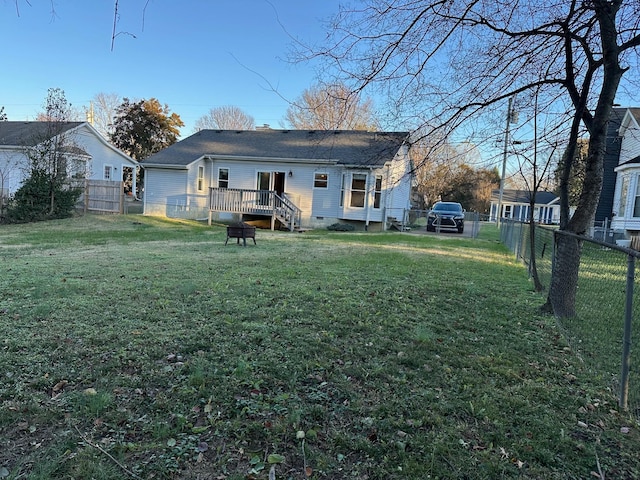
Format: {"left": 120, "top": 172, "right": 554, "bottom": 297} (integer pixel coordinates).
{"left": 0, "top": 215, "right": 638, "bottom": 479}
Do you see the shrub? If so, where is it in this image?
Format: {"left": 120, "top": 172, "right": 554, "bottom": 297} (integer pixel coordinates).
{"left": 327, "top": 222, "right": 355, "bottom": 231}
{"left": 3, "top": 169, "right": 82, "bottom": 223}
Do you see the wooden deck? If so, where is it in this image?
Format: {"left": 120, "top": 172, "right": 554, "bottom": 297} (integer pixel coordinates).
{"left": 208, "top": 187, "right": 301, "bottom": 231}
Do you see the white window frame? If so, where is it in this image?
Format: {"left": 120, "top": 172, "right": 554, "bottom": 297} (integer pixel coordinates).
{"left": 632, "top": 175, "right": 640, "bottom": 218}
{"left": 103, "top": 164, "right": 113, "bottom": 181}
{"left": 218, "top": 168, "right": 229, "bottom": 189}
{"left": 373, "top": 175, "right": 382, "bottom": 209}
{"left": 197, "top": 165, "right": 205, "bottom": 192}
{"left": 350, "top": 173, "right": 367, "bottom": 208}
{"left": 314, "top": 172, "right": 328, "bottom": 189}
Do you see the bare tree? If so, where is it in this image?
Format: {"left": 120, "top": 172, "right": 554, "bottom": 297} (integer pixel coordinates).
{"left": 193, "top": 106, "right": 255, "bottom": 132}
{"left": 302, "top": 0, "right": 640, "bottom": 317}
{"left": 512, "top": 91, "right": 565, "bottom": 291}
{"left": 86, "top": 92, "right": 123, "bottom": 139}
{"left": 284, "top": 83, "right": 379, "bottom": 130}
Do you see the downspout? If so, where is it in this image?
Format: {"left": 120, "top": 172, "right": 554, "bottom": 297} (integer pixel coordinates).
{"left": 364, "top": 168, "right": 373, "bottom": 231}
{"left": 383, "top": 164, "right": 392, "bottom": 231}
{"left": 133, "top": 165, "right": 140, "bottom": 201}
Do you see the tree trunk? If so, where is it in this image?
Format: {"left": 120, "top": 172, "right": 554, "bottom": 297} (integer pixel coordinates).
{"left": 544, "top": 3, "right": 625, "bottom": 318}
{"left": 528, "top": 201, "right": 544, "bottom": 292}
{"left": 542, "top": 233, "right": 582, "bottom": 317}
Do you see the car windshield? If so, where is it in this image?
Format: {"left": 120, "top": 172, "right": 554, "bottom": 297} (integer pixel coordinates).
{"left": 433, "top": 203, "right": 462, "bottom": 213}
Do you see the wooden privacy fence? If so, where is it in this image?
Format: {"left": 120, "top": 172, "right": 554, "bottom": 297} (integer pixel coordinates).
{"left": 76, "top": 179, "right": 125, "bottom": 214}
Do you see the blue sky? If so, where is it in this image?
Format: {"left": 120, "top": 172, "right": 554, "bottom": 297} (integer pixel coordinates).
{"left": 1, "top": 0, "right": 340, "bottom": 136}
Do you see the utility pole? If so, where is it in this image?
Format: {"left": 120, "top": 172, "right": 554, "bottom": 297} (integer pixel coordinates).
{"left": 496, "top": 96, "right": 517, "bottom": 227}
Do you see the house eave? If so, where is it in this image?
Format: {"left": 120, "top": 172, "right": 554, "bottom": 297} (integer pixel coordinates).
{"left": 141, "top": 163, "right": 189, "bottom": 170}
{"left": 204, "top": 154, "right": 339, "bottom": 166}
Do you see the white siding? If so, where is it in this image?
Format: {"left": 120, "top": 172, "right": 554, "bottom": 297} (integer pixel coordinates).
{"left": 619, "top": 123, "right": 640, "bottom": 164}
{"left": 0, "top": 124, "right": 137, "bottom": 197}
{"left": 143, "top": 144, "right": 413, "bottom": 228}
{"left": 73, "top": 124, "right": 138, "bottom": 181}
{"left": 611, "top": 113, "right": 640, "bottom": 231}
{"left": 144, "top": 168, "right": 189, "bottom": 216}
{"left": 0, "top": 150, "right": 28, "bottom": 195}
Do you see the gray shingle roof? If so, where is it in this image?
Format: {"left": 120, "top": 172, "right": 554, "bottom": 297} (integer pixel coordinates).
{"left": 140, "top": 129, "right": 409, "bottom": 168}
{"left": 0, "top": 121, "right": 84, "bottom": 146}
{"left": 492, "top": 189, "right": 558, "bottom": 204}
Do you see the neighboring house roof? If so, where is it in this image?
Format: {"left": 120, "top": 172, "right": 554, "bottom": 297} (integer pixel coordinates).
{"left": 0, "top": 121, "right": 138, "bottom": 166}
{"left": 618, "top": 108, "right": 640, "bottom": 137}
{"left": 615, "top": 155, "right": 640, "bottom": 169}
{"left": 0, "top": 121, "right": 84, "bottom": 146}
{"left": 491, "top": 189, "right": 559, "bottom": 205}
{"left": 140, "top": 129, "right": 410, "bottom": 168}
{"left": 627, "top": 108, "right": 640, "bottom": 124}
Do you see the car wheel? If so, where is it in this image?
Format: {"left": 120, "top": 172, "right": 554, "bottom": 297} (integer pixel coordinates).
{"left": 427, "top": 226, "right": 436, "bottom": 232}
{"left": 457, "top": 227, "right": 464, "bottom": 234}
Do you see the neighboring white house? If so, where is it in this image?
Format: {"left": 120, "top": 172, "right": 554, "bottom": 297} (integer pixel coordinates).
{"left": 610, "top": 108, "right": 640, "bottom": 236}
{"left": 140, "top": 129, "right": 412, "bottom": 230}
{"left": 0, "top": 121, "right": 139, "bottom": 199}
{"left": 489, "top": 189, "right": 560, "bottom": 224}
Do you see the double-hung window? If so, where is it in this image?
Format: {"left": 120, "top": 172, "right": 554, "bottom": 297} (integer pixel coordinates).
{"left": 104, "top": 165, "right": 113, "bottom": 181}
{"left": 373, "top": 175, "right": 382, "bottom": 209}
{"left": 197, "top": 165, "right": 205, "bottom": 191}
{"left": 350, "top": 174, "right": 367, "bottom": 208}
{"left": 218, "top": 168, "right": 229, "bottom": 188}
{"left": 314, "top": 173, "right": 328, "bottom": 188}
{"left": 633, "top": 176, "right": 640, "bottom": 217}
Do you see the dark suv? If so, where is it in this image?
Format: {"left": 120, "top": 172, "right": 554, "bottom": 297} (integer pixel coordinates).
{"left": 427, "top": 202, "right": 465, "bottom": 233}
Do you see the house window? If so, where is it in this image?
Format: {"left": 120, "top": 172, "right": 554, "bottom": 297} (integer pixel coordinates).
{"left": 340, "top": 174, "right": 346, "bottom": 207}
{"left": 373, "top": 175, "right": 382, "bottom": 209}
{"left": 504, "top": 205, "right": 512, "bottom": 218}
{"left": 619, "top": 176, "right": 628, "bottom": 217}
{"left": 633, "top": 177, "right": 640, "bottom": 217}
{"left": 314, "top": 173, "right": 328, "bottom": 188}
{"left": 197, "top": 165, "right": 205, "bottom": 191}
{"left": 103, "top": 165, "right": 112, "bottom": 181}
{"left": 350, "top": 173, "right": 367, "bottom": 208}
{"left": 218, "top": 168, "right": 229, "bottom": 188}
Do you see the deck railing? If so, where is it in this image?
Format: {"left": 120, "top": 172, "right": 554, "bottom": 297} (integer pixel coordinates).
{"left": 208, "top": 187, "right": 301, "bottom": 230}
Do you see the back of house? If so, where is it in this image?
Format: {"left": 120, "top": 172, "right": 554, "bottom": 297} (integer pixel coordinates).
{"left": 140, "top": 129, "right": 412, "bottom": 231}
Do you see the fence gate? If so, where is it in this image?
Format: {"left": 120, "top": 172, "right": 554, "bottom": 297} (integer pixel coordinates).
{"left": 78, "top": 180, "right": 124, "bottom": 214}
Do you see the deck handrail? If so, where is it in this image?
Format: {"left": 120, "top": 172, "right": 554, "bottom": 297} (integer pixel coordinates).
{"left": 208, "top": 187, "right": 301, "bottom": 230}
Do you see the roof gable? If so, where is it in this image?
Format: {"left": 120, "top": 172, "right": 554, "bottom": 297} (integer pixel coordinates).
{"left": 141, "top": 129, "right": 409, "bottom": 168}
{"left": 618, "top": 108, "right": 640, "bottom": 137}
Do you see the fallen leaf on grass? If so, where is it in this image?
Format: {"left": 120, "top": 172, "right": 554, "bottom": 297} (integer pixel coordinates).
{"left": 621, "top": 426, "right": 631, "bottom": 434}
{"left": 52, "top": 380, "right": 68, "bottom": 393}
{"left": 305, "top": 466, "right": 313, "bottom": 477}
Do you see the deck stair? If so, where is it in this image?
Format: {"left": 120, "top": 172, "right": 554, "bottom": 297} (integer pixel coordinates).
{"left": 208, "top": 187, "right": 302, "bottom": 231}
{"left": 388, "top": 216, "right": 410, "bottom": 231}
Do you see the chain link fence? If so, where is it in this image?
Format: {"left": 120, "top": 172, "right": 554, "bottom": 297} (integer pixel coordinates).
{"left": 388, "top": 208, "right": 483, "bottom": 238}
{"left": 500, "top": 219, "right": 640, "bottom": 415}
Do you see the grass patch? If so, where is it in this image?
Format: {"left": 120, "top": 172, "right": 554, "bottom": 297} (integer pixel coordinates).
{"left": 0, "top": 215, "right": 638, "bottom": 479}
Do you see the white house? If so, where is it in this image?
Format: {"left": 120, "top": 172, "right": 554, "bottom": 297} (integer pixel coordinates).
{"left": 0, "top": 121, "right": 139, "bottom": 199}
{"left": 140, "top": 129, "right": 412, "bottom": 230}
{"left": 610, "top": 108, "right": 640, "bottom": 236}
{"left": 489, "top": 189, "right": 560, "bottom": 224}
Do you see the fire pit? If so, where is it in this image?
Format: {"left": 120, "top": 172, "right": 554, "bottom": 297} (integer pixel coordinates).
{"left": 225, "top": 222, "right": 256, "bottom": 246}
